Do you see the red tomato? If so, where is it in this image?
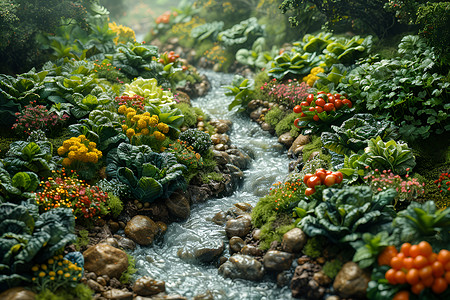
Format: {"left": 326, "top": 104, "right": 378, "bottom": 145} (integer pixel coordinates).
{"left": 324, "top": 103, "right": 335, "bottom": 112}
{"left": 334, "top": 99, "right": 343, "bottom": 109}
{"left": 300, "top": 112, "right": 306, "bottom": 117}
{"left": 313, "top": 114, "right": 320, "bottom": 121}
{"left": 303, "top": 173, "right": 313, "bottom": 185}
{"left": 328, "top": 95, "right": 335, "bottom": 103}
{"left": 315, "top": 98, "right": 326, "bottom": 107}
{"left": 334, "top": 93, "right": 342, "bottom": 99}
{"left": 294, "top": 118, "right": 301, "bottom": 129}
{"left": 300, "top": 101, "right": 309, "bottom": 107}
{"left": 326, "top": 93, "right": 332, "bottom": 97}
{"left": 324, "top": 174, "right": 336, "bottom": 186}
{"left": 305, "top": 187, "right": 315, "bottom": 196}
{"left": 309, "top": 107, "right": 316, "bottom": 112}
{"left": 307, "top": 94, "right": 315, "bottom": 103}
{"left": 317, "top": 91, "right": 326, "bottom": 95}
{"left": 333, "top": 171, "right": 343, "bottom": 183}
{"left": 293, "top": 105, "right": 302, "bottom": 114}
{"left": 342, "top": 99, "right": 352, "bottom": 108}
{"left": 307, "top": 175, "right": 322, "bottom": 188}
{"left": 315, "top": 169, "right": 327, "bottom": 182}
{"left": 315, "top": 106, "right": 324, "bottom": 113}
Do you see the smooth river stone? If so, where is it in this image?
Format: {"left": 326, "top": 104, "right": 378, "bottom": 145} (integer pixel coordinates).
{"left": 218, "top": 254, "right": 265, "bottom": 281}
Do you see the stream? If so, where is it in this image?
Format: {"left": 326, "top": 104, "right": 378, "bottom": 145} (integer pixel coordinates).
{"left": 133, "top": 70, "right": 294, "bottom": 299}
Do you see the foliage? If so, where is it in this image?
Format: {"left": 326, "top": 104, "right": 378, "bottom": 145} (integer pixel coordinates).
{"left": 168, "top": 139, "right": 205, "bottom": 183}
{"left": 268, "top": 51, "right": 321, "bottom": 81}
{"left": 321, "top": 113, "right": 399, "bottom": 156}
{"left": 190, "top": 21, "right": 224, "bottom": 42}
{"left": 0, "top": 0, "right": 90, "bottom": 74}
{"left": 302, "top": 236, "right": 326, "bottom": 258}
{"left": 35, "top": 283, "right": 93, "bottom": 300}
{"left": 435, "top": 172, "right": 450, "bottom": 195}
{"left": 313, "top": 64, "right": 352, "bottom": 93}
{"left": 3, "top": 140, "right": 56, "bottom": 179}
{"left": 30, "top": 254, "right": 83, "bottom": 293}
{"left": 235, "top": 37, "right": 278, "bottom": 71}
{"left": 298, "top": 186, "right": 397, "bottom": 244}
{"left": 119, "top": 252, "right": 137, "bottom": 284}
{"left": 339, "top": 35, "right": 450, "bottom": 141}
{"left": 108, "top": 21, "right": 136, "bottom": 45}
{"left": 259, "top": 78, "right": 309, "bottom": 109}
{"left": 68, "top": 93, "right": 112, "bottom": 120}
{"left": 122, "top": 78, "right": 174, "bottom": 108}
{"left": 35, "top": 171, "right": 109, "bottom": 220}
{"left": 106, "top": 143, "right": 186, "bottom": 203}
{"left": 174, "top": 103, "right": 201, "bottom": 128}
{"left": 275, "top": 113, "right": 300, "bottom": 137}
{"left": 57, "top": 135, "right": 103, "bottom": 180}
{"left": 0, "top": 170, "right": 39, "bottom": 204}
{"left": 224, "top": 75, "right": 255, "bottom": 112}
{"left": 74, "top": 230, "right": 90, "bottom": 251}
{"left": 96, "top": 178, "right": 131, "bottom": 201}
{"left": 351, "top": 231, "right": 393, "bottom": 269}
{"left": 264, "top": 107, "right": 287, "bottom": 128}
{"left": 217, "top": 17, "right": 265, "bottom": 53}
{"left": 392, "top": 201, "right": 450, "bottom": 250}
{"left": 179, "top": 129, "right": 212, "bottom": 155}
{"left": 322, "top": 259, "right": 343, "bottom": 279}
{"left": 279, "top": 0, "right": 395, "bottom": 37}
{"left": 0, "top": 203, "right": 76, "bottom": 290}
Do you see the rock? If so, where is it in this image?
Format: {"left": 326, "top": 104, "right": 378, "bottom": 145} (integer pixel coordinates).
{"left": 156, "top": 221, "right": 168, "bottom": 235}
{"left": 101, "top": 237, "right": 119, "bottom": 248}
{"left": 108, "top": 221, "right": 120, "bottom": 233}
{"left": 290, "top": 134, "right": 310, "bottom": 149}
{"left": 225, "top": 215, "right": 252, "bottom": 239}
{"left": 226, "top": 149, "right": 251, "bottom": 170}
{"left": 102, "top": 288, "right": 133, "bottom": 300}
{"left": 261, "top": 122, "right": 272, "bottom": 131}
{"left": 277, "top": 271, "right": 292, "bottom": 287}
{"left": 234, "top": 202, "right": 252, "bottom": 212}
{"left": 132, "top": 276, "right": 166, "bottom": 296}
{"left": 193, "top": 290, "right": 214, "bottom": 300}
{"left": 240, "top": 245, "right": 264, "bottom": 257}
{"left": 249, "top": 107, "right": 264, "bottom": 121}
{"left": 165, "top": 192, "right": 190, "bottom": 220}
{"left": 247, "top": 99, "right": 259, "bottom": 110}
{"left": 218, "top": 254, "right": 265, "bottom": 281}
{"left": 212, "top": 150, "right": 230, "bottom": 165}
{"left": 87, "top": 278, "right": 105, "bottom": 292}
{"left": 0, "top": 287, "right": 36, "bottom": 300}
{"left": 86, "top": 272, "right": 97, "bottom": 280}
{"left": 290, "top": 262, "right": 324, "bottom": 299}
{"left": 229, "top": 236, "right": 245, "bottom": 254}
{"left": 333, "top": 262, "right": 370, "bottom": 299}
{"left": 211, "top": 133, "right": 229, "bottom": 145}
{"left": 214, "top": 120, "right": 231, "bottom": 134}
{"left": 109, "top": 277, "right": 122, "bottom": 289}
{"left": 114, "top": 235, "right": 136, "bottom": 251}
{"left": 187, "top": 185, "right": 211, "bottom": 203}
{"left": 281, "top": 228, "right": 307, "bottom": 253}
{"left": 174, "top": 91, "right": 191, "bottom": 105}
{"left": 83, "top": 243, "right": 128, "bottom": 279}
{"left": 211, "top": 211, "right": 229, "bottom": 225}
{"left": 308, "top": 151, "right": 321, "bottom": 161}
{"left": 97, "top": 276, "right": 107, "bottom": 286}
{"left": 263, "top": 250, "right": 294, "bottom": 271}
{"left": 313, "top": 270, "right": 332, "bottom": 286}
{"left": 252, "top": 229, "right": 261, "bottom": 240}
{"left": 177, "top": 240, "right": 225, "bottom": 263}
{"left": 124, "top": 215, "right": 159, "bottom": 246}
{"left": 278, "top": 132, "right": 294, "bottom": 148}
{"left": 214, "top": 143, "right": 226, "bottom": 151}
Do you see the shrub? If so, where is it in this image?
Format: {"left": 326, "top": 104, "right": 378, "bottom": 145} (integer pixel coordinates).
{"left": 179, "top": 129, "right": 212, "bottom": 155}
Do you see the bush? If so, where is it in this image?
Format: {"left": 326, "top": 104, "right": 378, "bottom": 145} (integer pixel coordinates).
{"left": 179, "top": 129, "right": 212, "bottom": 155}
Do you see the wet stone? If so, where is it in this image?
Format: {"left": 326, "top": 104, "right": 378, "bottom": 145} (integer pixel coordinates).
{"left": 102, "top": 288, "right": 133, "bottom": 300}
{"left": 124, "top": 215, "right": 159, "bottom": 246}
{"left": 281, "top": 228, "right": 307, "bottom": 253}
{"left": 229, "top": 236, "right": 246, "bottom": 254}
{"left": 225, "top": 215, "right": 252, "bottom": 239}
{"left": 263, "top": 250, "right": 294, "bottom": 272}
{"left": 333, "top": 262, "right": 370, "bottom": 299}
{"left": 132, "top": 276, "right": 166, "bottom": 296}
{"left": 218, "top": 254, "right": 265, "bottom": 281}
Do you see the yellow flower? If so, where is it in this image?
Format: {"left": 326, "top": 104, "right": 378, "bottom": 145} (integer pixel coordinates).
{"left": 137, "top": 119, "right": 147, "bottom": 129}
{"left": 127, "top": 111, "right": 136, "bottom": 120}
{"left": 41, "top": 264, "right": 47, "bottom": 270}
{"left": 143, "top": 111, "right": 150, "bottom": 117}
{"left": 140, "top": 128, "right": 150, "bottom": 135}
{"left": 49, "top": 271, "right": 56, "bottom": 276}
{"left": 126, "top": 128, "right": 135, "bottom": 138}
{"left": 148, "top": 117, "right": 158, "bottom": 127}
{"left": 57, "top": 146, "right": 66, "bottom": 156}
{"left": 126, "top": 107, "right": 136, "bottom": 114}
{"left": 62, "top": 140, "right": 72, "bottom": 149}
{"left": 62, "top": 158, "right": 72, "bottom": 166}
{"left": 88, "top": 142, "right": 97, "bottom": 149}
{"left": 39, "top": 272, "right": 46, "bottom": 277}
{"left": 68, "top": 151, "right": 76, "bottom": 160}
{"left": 122, "top": 124, "right": 128, "bottom": 131}
{"left": 31, "top": 265, "right": 39, "bottom": 272}
{"left": 78, "top": 135, "right": 86, "bottom": 141}
{"left": 48, "top": 259, "right": 54, "bottom": 264}
{"left": 153, "top": 131, "right": 165, "bottom": 141}
{"left": 57, "top": 270, "right": 63, "bottom": 275}
{"left": 157, "top": 122, "right": 169, "bottom": 134}
{"left": 118, "top": 105, "right": 127, "bottom": 114}
{"left": 64, "top": 273, "right": 71, "bottom": 278}
{"left": 50, "top": 276, "right": 55, "bottom": 280}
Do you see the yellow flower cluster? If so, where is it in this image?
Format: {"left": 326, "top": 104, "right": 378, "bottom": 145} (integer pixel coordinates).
{"left": 303, "top": 67, "right": 325, "bottom": 87}
{"left": 108, "top": 21, "right": 136, "bottom": 45}
{"left": 31, "top": 254, "right": 83, "bottom": 291}
{"left": 57, "top": 135, "right": 102, "bottom": 166}
{"left": 118, "top": 106, "right": 169, "bottom": 143}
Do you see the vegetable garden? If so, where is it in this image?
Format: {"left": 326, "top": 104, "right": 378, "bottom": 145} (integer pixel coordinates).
{"left": 0, "top": 0, "right": 449, "bottom": 299}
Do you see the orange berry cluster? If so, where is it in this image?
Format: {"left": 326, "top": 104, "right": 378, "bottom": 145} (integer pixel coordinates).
{"left": 380, "top": 242, "right": 450, "bottom": 295}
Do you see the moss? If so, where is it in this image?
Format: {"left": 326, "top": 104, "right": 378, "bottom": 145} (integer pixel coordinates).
{"left": 302, "top": 135, "right": 323, "bottom": 162}
{"left": 120, "top": 252, "right": 137, "bottom": 284}
{"left": 302, "top": 236, "right": 326, "bottom": 258}
{"left": 35, "top": 283, "right": 93, "bottom": 300}
{"left": 275, "top": 112, "right": 298, "bottom": 137}
{"left": 201, "top": 172, "right": 224, "bottom": 184}
{"left": 0, "top": 137, "right": 16, "bottom": 159}
{"left": 322, "top": 259, "right": 343, "bottom": 279}
{"left": 74, "top": 229, "right": 90, "bottom": 251}
{"left": 264, "top": 107, "right": 285, "bottom": 127}
{"left": 107, "top": 194, "right": 123, "bottom": 218}
{"left": 259, "top": 214, "right": 295, "bottom": 250}
{"left": 253, "top": 71, "right": 270, "bottom": 100}
{"left": 47, "top": 128, "right": 71, "bottom": 156}
{"left": 251, "top": 194, "right": 279, "bottom": 228}
{"left": 175, "top": 103, "right": 198, "bottom": 128}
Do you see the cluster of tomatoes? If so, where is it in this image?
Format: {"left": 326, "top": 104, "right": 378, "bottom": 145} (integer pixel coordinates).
{"left": 378, "top": 241, "right": 450, "bottom": 298}
{"left": 158, "top": 51, "right": 180, "bottom": 65}
{"left": 293, "top": 92, "right": 352, "bottom": 125}
{"left": 434, "top": 172, "right": 450, "bottom": 194}
{"left": 302, "top": 168, "right": 343, "bottom": 196}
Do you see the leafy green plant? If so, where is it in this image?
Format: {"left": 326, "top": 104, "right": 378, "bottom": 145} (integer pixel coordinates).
{"left": 298, "top": 186, "right": 397, "bottom": 244}
{"left": 302, "top": 236, "right": 326, "bottom": 258}
{"left": 235, "top": 37, "right": 278, "bottom": 70}
{"left": 190, "top": 21, "right": 224, "bottom": 42}
{"left": 106, "top": 143, "right": 187, "bottom": 203}
{"left": 123, "top": 77, "right": 175, "bottom": 108}
{"left": 339, "top": 35, "right": 450, "bottom": 141}
{"left": 324, "top": 35, "right": 373, "bottom": 66}
{"left": 144, "top": 104, "right": 185, "bottom": 140}
{"left": 68, "top": 93, "right": 113, "bottom": 119}
{"left": 224, "top": 75, "right": 255, "bottom": 112}
{"left": 392, "top": 200, "right": 450, "bottom": 250}
{"left": 179, "top": 129, "right": 212, "bottom": 155}
{"left": 313, "top": 64, "right": 352, "bottom": 93}
{"left": 3, "top": 140, "right": 56, "bottom": 179}
{"left": 268, "top": 51, "right": 321, "bottom": 80}
{"left": 0, "top": 171, "right": 39, "bottom": 204}
{"left": 218, "top": 17, "right": 265, "bottom": 53}
{"left": 321, "top": 114, "right": 399, "bottom": 156}
{"left": 119, "top": 252, "right": 137, "bottom": 284}
{"left": 351, "top": 231, "right": 393, "bottom": 269}
{"left": 0, "top": 202, "right": 76, "bottom": 290}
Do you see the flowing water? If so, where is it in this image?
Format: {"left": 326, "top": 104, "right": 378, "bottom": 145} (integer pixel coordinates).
{"left": 133, "top": 70, "right": 293, "bottom": 299}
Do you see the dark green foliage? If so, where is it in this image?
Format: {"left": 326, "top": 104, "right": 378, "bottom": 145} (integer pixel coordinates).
{"left": 302, "top": 236, "right": 326, "bottom": 258}
{"left": 251, "top": 194, "right": 279, "bottom": 228}
{"left": 259, "top": 214, "right": 295, "bottom": 250}
{"left": 298, "top": 186, "right": 397, "bottom": 244}
{"left": 0, "top": 170, "right": 39, "bottom": 204}
{"left": 35, "top": 283, "right": 93, "bottom": 300}
{"left": 3, "top": 140, "right": 56, "bottom": 179}
{"left": 0, "top": 203, "right": 76, "bottom": 290}
{"left": 224, "top": 75, "right": 255, "bottom": 112}
{"left": 174, "top": 103, "right": 198, "bottom": 128}
{"left": 179, "top": 129, "right": 212, "bottom": 155}
{"left": 351, "top": 231, "right": 393, "bottom": 269}
{"left": 217, "top": 17, "right": 265, "bottom": 53}
{"left": 321, "top": 114, "right": 399, "bottom": 156}
{"left": 190, "top": 21, "right": 224, "bottom": 42}
{"left": 106, "top": 143, "right": 187, "bottom": 203}
{"left": 392, "top": 200, "right": 450, "bottom": 250}
{"left": 119, "top": 252, "right": 137, "bottom": 284}
{"left": 339, "top": 35, "right": 450, "bottom": 141}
